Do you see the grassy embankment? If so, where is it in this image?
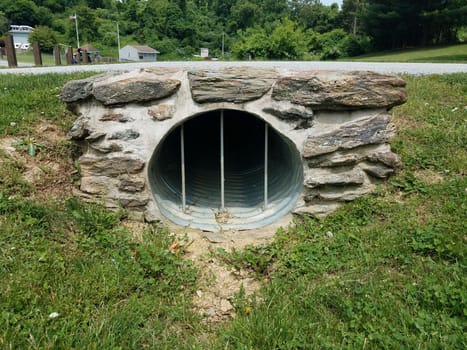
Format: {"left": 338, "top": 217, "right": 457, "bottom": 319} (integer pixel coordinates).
{"left": 348, "top": 43, "right": 467, "bottom": 63}
{"left": 0, "top": 72, "right": 465, "bottom": 349}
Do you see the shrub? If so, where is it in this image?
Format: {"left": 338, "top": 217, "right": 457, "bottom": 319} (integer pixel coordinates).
{"left": 29, "top": 25, "right": 59, "bottom": 51}
{"left": 338, "top": 34, "right": 368, "bottom": 57}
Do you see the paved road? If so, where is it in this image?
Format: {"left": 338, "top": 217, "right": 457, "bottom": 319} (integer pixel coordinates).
{"left": 0, "top": 59, "right": 466, "bottom": 75}
{"left": 0, "top": 59, "right": 34, "bottom": 67}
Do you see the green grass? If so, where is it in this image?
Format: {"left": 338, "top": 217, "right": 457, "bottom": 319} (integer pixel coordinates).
{"left": 3, "top": 51, "right": 56, "bottom": 66}
{"left": 0, "top": 196, "right": 201, "bottom": 349}
{"left": 347, "top": 44, "right": 467, "bottom": 63}
{"left": 0, "top": 72, "right": 466, "bottom": 349}
{"left": 0, "top": 73, "right": 95, "bottom": 136}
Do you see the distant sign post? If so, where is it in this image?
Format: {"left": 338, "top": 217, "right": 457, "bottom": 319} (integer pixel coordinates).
{"left": 200, "top": 48, "right": 209, "bottom": 58}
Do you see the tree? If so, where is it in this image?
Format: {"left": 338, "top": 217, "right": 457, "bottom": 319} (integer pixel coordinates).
{"left": 291, "top": 0, "right": 340, "bottom": 33}
{"left": 362, "top": 0, "right": 419, "bottom": 49}
{"left": 29, "top": 25, "right": 59, "bottom": 51}
{"left": 0, "top": 11, "right": 9, "bottom": 35}
{"left": 420, "top": 0, "right": 467, "bottom": 45}
{"left": 66, "top": 5, "right": 100, "bottom": 46}
{"left": 362, "top": 0, "right": 466, "bottom": 49}
{"left": 341, "top": 0, "right": 366, "bottom": 34}
{"left": 268, "top": 18, "right": 309, "bottom": 59}
{"left": 229, "top": 1, "right": 260, "bottom": 31}
{"left": 232, "top": 18, "right": 309, "bottom": 60}
{"left": 1, "top": 0, "right": 40, "bottom": 26}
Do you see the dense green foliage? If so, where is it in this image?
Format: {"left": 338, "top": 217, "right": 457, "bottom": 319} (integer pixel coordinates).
{"left": 0, "top": 0, "right": 465, "bottom": 59}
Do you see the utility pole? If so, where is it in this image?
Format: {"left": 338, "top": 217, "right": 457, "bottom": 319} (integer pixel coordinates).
{"left": 70, "top": 13, "right": 80, "bottom": 48}
{"left": 221, "top": 31, "right": 224, "bottom": 58}
{"left": 117, "top": 22, "right": 121, "bottom": 62}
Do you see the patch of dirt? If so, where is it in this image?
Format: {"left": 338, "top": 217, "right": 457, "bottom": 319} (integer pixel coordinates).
{"left": 391, "top": 113, "right": 425, "bottom": 131}
{"left": 124, "top": 216, "right": 292, "bottom": 323}
{"left": 0, "top": 121, "right": 76, "bottom": 200}
{"left": 177, "top": 215, "right": 292, "bottom": 322}
{"left": 413, "top": 169, "right": 445, "bottom": 184}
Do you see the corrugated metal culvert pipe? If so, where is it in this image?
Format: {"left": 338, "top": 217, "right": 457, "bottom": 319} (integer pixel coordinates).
{"left": 149, "top": 109, "right": 303, "bottom": 231}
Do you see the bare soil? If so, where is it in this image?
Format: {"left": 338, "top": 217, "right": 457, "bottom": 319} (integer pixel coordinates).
{"left": 0, "top": 122, "right": 76, "bottom": 200}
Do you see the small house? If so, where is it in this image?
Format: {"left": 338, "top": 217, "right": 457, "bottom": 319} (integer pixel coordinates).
{"left": 80, "top": 44, "right": 99, "bottom": 56}
{"left": 9, "top": 25, "right": 33, "bottom": 48}
{"left": 119, "top": 45, "right": 160, "bottom": 62}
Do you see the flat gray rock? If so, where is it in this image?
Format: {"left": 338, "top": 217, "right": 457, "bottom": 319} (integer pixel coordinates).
{"left": 303, "top": 113, "right": 391, "bottom": 158}
{"left": 189, "top": 67, "right": 277, "bottom": 103}
{"left": 93, "top": 78, "right": 181, "bottom": 105}
{"left": 272, "top": 71, "right": 407, "bottom": 110}
{"left": 79, "top": 156, "right": 145, "bottom": 177}
{"left": 203, "top": 231, "right": 229, "bottom": 243}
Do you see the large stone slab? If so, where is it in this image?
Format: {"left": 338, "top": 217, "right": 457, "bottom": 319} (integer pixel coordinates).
{"left": 60, "top": 76, "right": 96, "bottom": 103}
{"left": 272, "top": 71, "right": 407, "bottom": 110}
{"left": 189, "top": 67, "right": 277, "bottom": 103}
{"left": 303, "top": 113, "right": 392, "bottom": 158}
{"left": 304, "top": 168, "right": 365, "bottom": 188}
{"left": 305, "top": 184, "right": 373, "bottom": 202}
{"left": 79, "top": 156, "right": 145, "bottom": 177}
{"left": 93, "top": 78, "right": 181, "bottom": 105}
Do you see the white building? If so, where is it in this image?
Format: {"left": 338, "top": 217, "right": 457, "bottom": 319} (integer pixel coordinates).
{"left": 200, "top": 48, "right": 209, "bottom": 58}
{"left": 9, "top": 25, "right": 33, "bottom": 48}
{"left": 119, "top": 45, "right": 160, "bottom": 62}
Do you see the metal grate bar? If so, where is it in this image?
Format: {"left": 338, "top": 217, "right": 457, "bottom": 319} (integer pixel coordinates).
{"left": 181, "top": 124, "right": 186, "bottom": 211}
{"left": 220, "top": 110, "right": 225, "bottom": 210}
{"left": 264, "top": 122, "right": 268, "bottom": 209}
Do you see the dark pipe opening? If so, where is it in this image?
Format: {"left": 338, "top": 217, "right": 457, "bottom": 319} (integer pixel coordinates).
{"left": 149, "top": 109, "right": 303, "bottom": 230}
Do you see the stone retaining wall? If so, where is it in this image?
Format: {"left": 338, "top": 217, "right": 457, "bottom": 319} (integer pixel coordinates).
{"left": 61, "top": 67, "right": 406, "bottom": 226}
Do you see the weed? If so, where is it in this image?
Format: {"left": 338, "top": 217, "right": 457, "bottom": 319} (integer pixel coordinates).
{"left": 0, "top": 150, "right": 31, "bottom": 196}
{"left": 11, "top": 137, "right": 46, "bottom": 157}
{"left": 390, "top": 172, "right": 428, "bottom": 195}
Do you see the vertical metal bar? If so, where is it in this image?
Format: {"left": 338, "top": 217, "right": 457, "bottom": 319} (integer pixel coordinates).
{"left": 220, "top": 110, "right": 225, "bottom": 210}
{"left": 180, "top": 124, "right": 186, "bottom": 211}
{"left": 264, "top": 123, "right": 269, "bottom": 209}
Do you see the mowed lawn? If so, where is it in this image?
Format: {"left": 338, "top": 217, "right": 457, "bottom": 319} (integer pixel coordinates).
{"left": 0, "top": 72, "right": 465, "bottom": 349}
{"left": 347, "top": 43, "right": 467, "bottom": 63}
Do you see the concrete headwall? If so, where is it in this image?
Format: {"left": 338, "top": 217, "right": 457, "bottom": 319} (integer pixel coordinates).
{"left": 61, "top": 67, "right": 407, "bottom": 230}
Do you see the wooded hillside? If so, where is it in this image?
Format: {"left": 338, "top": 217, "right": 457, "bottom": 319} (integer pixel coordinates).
{"left": 0, "top": 0, "right": 465, "bottom": 59}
